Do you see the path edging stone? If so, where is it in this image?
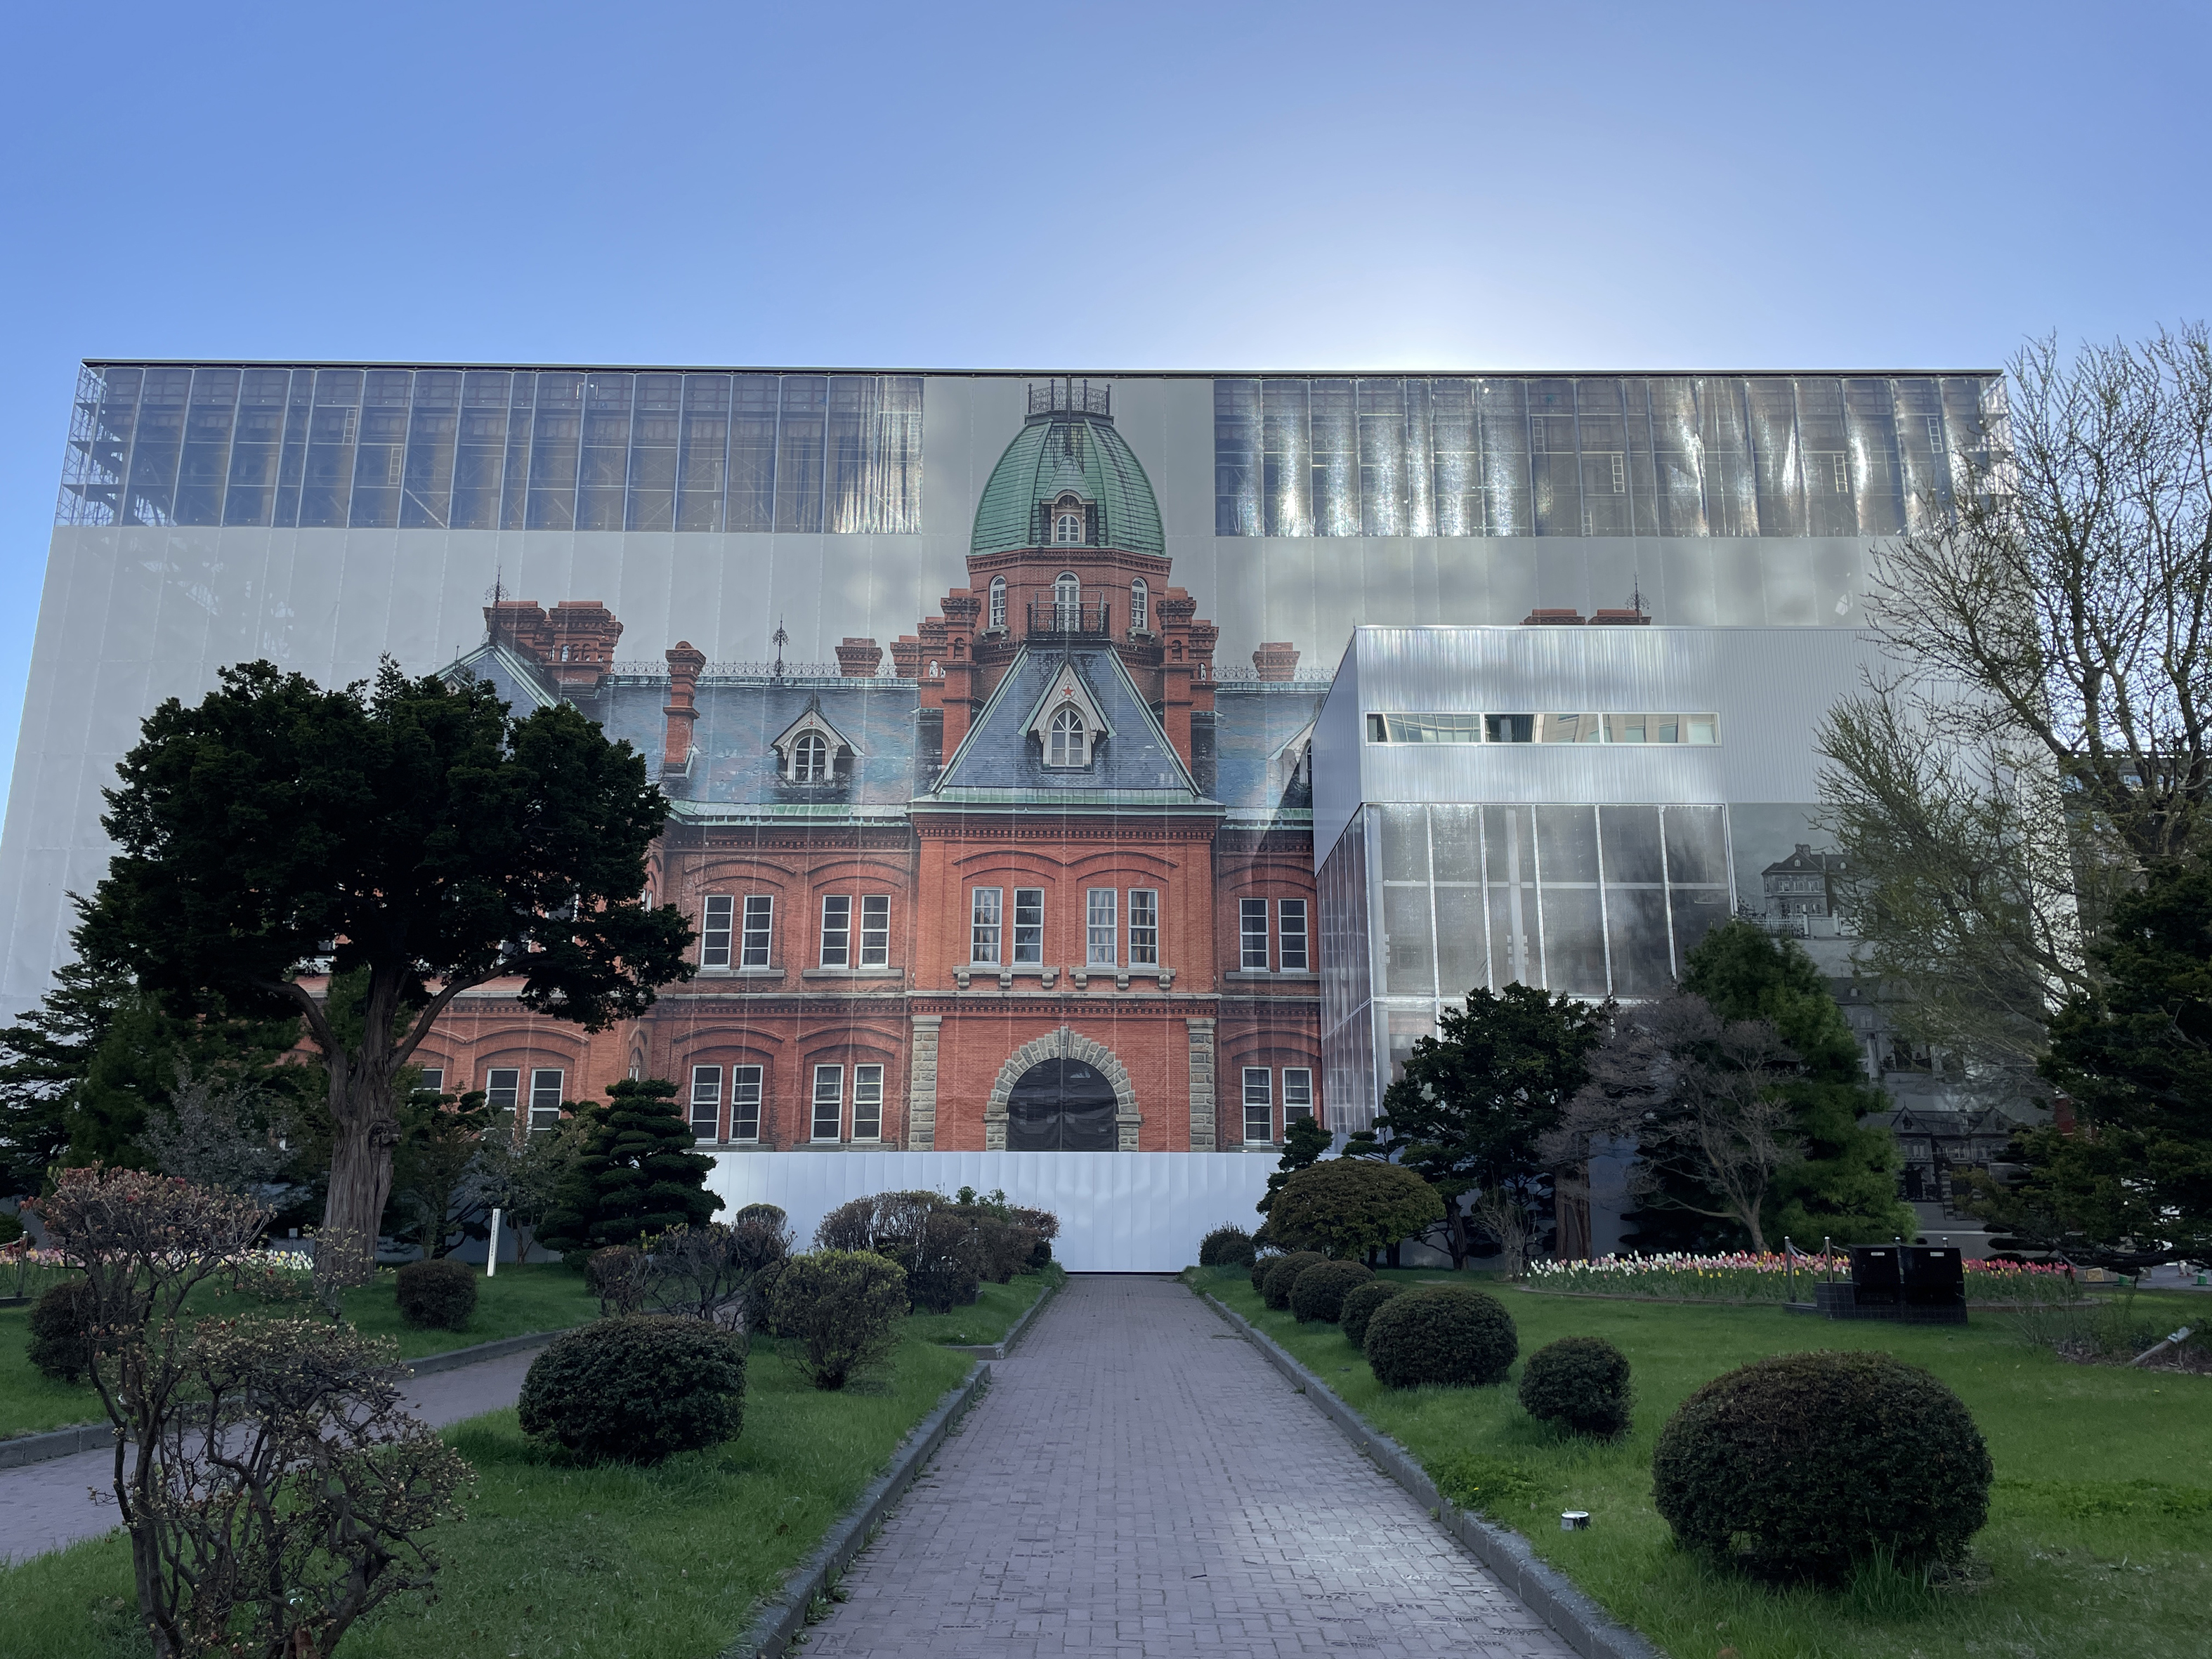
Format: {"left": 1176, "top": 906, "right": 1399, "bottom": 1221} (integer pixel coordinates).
{"left": 944, "top": 1270, "right": 1063, "bottom": 1359}
{"left": 1199, "top": 1288, "right": 1664, "bottom": 1659}
{"left": 0, "top": 1328, "right": 565, "bottom": 1471}
{"left": 722, "top": 1360, "right": 993, "bottom": 1659}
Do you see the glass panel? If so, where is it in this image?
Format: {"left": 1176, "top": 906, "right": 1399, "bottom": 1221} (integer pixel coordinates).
{"left": 1540, "top": 886, "right": 1607, "bottom": 996}
{"left": 274, "top": 369, "right": 313, "bottom": 527}
{"left": 741, "top": 895, "right": 773, "bottom": 967}
{"left": 1486, "top": 714, "right": 1535, "bottom": 743}
{"left": 121, "top": 366, "right": 188, "bottom": 524}
{"left": 1382, "top": 884, "right": 1434, "bottom": 995}
{"left": 399, "top": 369, "right": 460, "bottom": 528}
{"left": 625, "top": 371, "right": 682, "bottom": 532}
{"left": 1383, "top": 713, "right": 1481, "bottom": 744}
{"left": 1697, "top": 377, "right": 1757, "bottom": 536}
{"left": 1283, "top": 1068, "right": 1314, "bottom": 1121}
{"left": 1130, "top": 890, "right": 1160, "bottom": 966}
{"left": 1215, "top": 378, "right": 1259, "bottom": 535}
{"left": 450, "top": 370, "right": 510, "bottom": 530}
{"left": 728, "top": 374, "right": 778, "bottom": 531}
{"left": 484, "top": 1068, "right": 520, "bottom": 1117}
{"left": 1380, "top": 806, "right": 1429, "bottom": 881}
{"left": 499, "top": 372, "right": 535, "bottom": 530}
{"left": 819, "top": 894, "right": 851, "bottom": 967}
{"left": 1429, "top": 377, "right": 1478, "bottom": 535}
{"left": 298, "top": 368, "right": 361, "bottom": 527}
{"left": 860, "top": 893, "right": 890, "bottom": 967}
{"left": 1275, "top": 896, "right": 1305, "bottom": 970}
{"left": 731, "top": 1066, "right": 762, "bottom": 1141}
{"left": 811, "top": 1066, "right": 842, "bottom": 1141}
{"left": 174, "top": 367, "right": 239, "bottom": 525}
{"left": 1086, "top": 890, "right": 1117, "bottom": 967}
{"left": 527, "top": 372, "right": 583, "bottom": 529}
{"left": 1243, "top": 1068, "right": 1272, "bottom": 1143}
{"left": 690, "top": 1067, "right": 721, "bottom": 1140}
{"left": 851, "top": 1065, "right": 884, "bottom": 1141}
{"left": 700, "top": 894, "right": 733, "bottom": 968}
{"left": 775, "top": 375, "right": 827, "bottom": 532}
{"left": 1843, "top": 376, "right": 1906, "bottom": 535}
{"left": 1261, "top": 377, "right": 1310, "bottom": 536}
{"left": 577, "top": 372, "right": 632, "bottom": 530}
{"left": 1892, "top": 376, "right": 1950, "bottom": 530}
{"left": 1434, "top": 884, "right": 1488, "bottom": 998}
{"left": 1670, "top": 888, "right": 1730, "bottom": 967}
{"left": 1241, "top": 898, "right": 1269, "bottom": 969}
{"left": 1647, "top": 376, "right": 1708, "bottom": 536}
{"left": 348, "top": 369, "right": 411, "bottom": 527}
{"left": 824, "top": 375, "right": 877, "bottom": 534}
{"left": 971, "top": 887, "right": 1002, "bottom": 964}
{"left": 677, "top": 373, "right": 731, "bottom": 531}
{"left": 1604, "top": 886, "right": 1672, "bottom": 996}
{"left": 1529, "top": 379, "right": 1581, "bottom": 537}
{"left": 528, "top": 1068, "right": 564, "bottom": 1133}
{"left": 1428, "top": 804, "right": 1482, "bottom": 883}
{"left": 1485, "top": 805, "right": 1539, "bottom": 986}
{"left": 1744, "top": 376, "right": 1804, "bottom": 536}
{"left": 1309, "top": 378, "right": 1356, "bottom": 536}
{"left": 1012, "top": 888, "right": 1043, "bottom": 965}
{"left": 1574, "top": 378, "right": 1632, "bottom": 536}
{"left": 882, "top": 376, "right": 924, "bottom": 533}
{"left": 1598, "top": 805, "right": 1665, "bottom": 884}
{"left": 1477, "top": 379, "right": 1532, "bottom": 535}
{"left": 1795, "top": 376, "right": 1856, "bottom": 537}
{"left": 1357, "top": 378, "right": 1406, "bottom": 536}
{"left": 1536, "top": 805, "right": 1600, "bottom": 883}
{"left": 1663, "top": 805, "right": 1729, "bottom": 885}
{"left": 223, "top": 367, "right": 289, "bottom": 527}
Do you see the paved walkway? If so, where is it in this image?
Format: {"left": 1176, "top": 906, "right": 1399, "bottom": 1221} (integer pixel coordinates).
{"left": 0, "top": 1347, "right": 540, "bottom": 1564}
{"left": 809, "top": 1275, "right": 1578, "bottom": 1658}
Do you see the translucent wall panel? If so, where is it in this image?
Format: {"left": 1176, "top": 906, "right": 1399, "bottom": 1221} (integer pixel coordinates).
{"left": 1202, "top": 372, "right": 2001, "bottom": 539}
{"left": 58, "top": 365, "right": 925, "bottom": 532}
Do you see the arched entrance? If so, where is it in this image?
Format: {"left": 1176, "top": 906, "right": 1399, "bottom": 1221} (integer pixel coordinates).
{"left": 1006, "top": 1058, "right": 1118, "bottom": 1151}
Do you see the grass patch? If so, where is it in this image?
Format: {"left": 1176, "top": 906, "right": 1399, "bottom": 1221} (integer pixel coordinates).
{"left": 1192, "top": 1265, "right": 2212, "bottom": 1659}
{"left": 901, "top": 1264, "right": 1063, "bottom": 1348}
{"left": 0, "top": 1264, "right": 597, "bottom": 1440}
{"left": 0, "top": 1329, "right": 974, "bottom": 1659}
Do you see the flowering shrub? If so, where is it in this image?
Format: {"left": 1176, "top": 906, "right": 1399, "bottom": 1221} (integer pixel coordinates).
{"left": 1525, "top": 1251, "right": 2081, "bottom": 1306}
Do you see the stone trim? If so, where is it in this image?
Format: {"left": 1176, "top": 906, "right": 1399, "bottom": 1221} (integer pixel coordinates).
{"left": 906, "top": 1015, "right": 942, "bottom": 1149}
{"left": 983, "top": 1025, "right": 1141, "bottom": 1150}
{"left": 1186, "top": 1018, "right": 1217, "bottom": 1150}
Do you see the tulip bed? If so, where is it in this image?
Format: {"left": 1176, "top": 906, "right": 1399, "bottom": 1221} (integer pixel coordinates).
{"left": 1523, "top": 1251, "right": 2084, "bottom": 1306}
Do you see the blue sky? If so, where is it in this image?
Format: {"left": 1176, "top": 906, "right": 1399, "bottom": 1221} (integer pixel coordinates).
{"left": 1, "top": 0, "right": 2206, "bottom": 811}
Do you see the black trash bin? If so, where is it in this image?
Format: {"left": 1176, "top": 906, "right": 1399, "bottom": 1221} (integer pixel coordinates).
{"left": 1847, "top": 1244, "right": 1902, "bottom": 1311}
{"left": 1899, "top": 1245, "right": 1968, "bottom": 1324}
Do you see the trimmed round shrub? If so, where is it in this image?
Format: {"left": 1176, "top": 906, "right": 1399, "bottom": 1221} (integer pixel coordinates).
{"left": 1248, "top": 1252, "right": 1282, "bottom": 1294}
{"left": 1362, "top": 1285, "right": 1517, "bottom": 1389}
{"left": 1652, "top": 1350, "right": 1992, "bottom": 1586}
{"left": 395, "top": 1257, "right": 478, "bottom": 1330}
{"left": 1267, "top": 1160, "right": 1445, "bottom": 1262}
{"left": 1518, "top": 1336, "right": 1632, "bottom": 1438}
{"left": 27, "top": 1278, "right": 94, "bottom": 1383}
{"left": 1290, "top": 1259, "right": 1374, "bottom": 1324}
{"left": 1338, "top": 1280, "right": 1403, "bottom": 1349}
{"left": 518, "top": 1315, "right": 746, "bottom": 1462}
{"left": 1261, "top": 1251, "right": 1328, "bottom": 1311}
{"left": 771, "top": 1250, "right": 909, "bottom": 1389}
{"left": 1198, "top": 1225, "right": 1257, "bottom": 1268}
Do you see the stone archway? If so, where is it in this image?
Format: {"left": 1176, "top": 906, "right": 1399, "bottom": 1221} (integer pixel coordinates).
{"left": 984, "top": 1027, "right": 1141, "bottom": 1150}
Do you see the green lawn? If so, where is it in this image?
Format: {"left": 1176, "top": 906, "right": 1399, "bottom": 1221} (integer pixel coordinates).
{"left": 1194, "top": 1266, "right": 2212, "bottom": 1659}
{"left": 1, "top": 1264, "right": 598, "bottom": 1441}
{"left": 1, "top": 1330, "right": 974, "bottom": 1659}
{"left": 902, "top": 1264, "right": 1062, "bottom": 1347}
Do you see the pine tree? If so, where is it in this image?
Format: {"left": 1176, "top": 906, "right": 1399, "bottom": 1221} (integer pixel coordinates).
{"left": 539, "top": 1078, "right": 721, "bottom": 1255}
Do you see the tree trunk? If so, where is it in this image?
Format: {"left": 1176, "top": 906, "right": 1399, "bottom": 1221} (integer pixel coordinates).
{"left": 322, "top": 1082, "right": 398, "bottom": 1280}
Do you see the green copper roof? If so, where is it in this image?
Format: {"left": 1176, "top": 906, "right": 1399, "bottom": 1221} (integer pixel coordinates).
{"left": 970, "top": 412, "right": 1164, "bottom": 557}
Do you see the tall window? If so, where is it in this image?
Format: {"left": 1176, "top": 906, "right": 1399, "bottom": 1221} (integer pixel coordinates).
{"left": 1054, "top": 570, "right": 1080, "bottom": 627}
{"left": 730, "top": 1065, "right": 763, "bottom": 1141}
{"left": 1087, "top": 889, "right": 1118, "bottom": 967}
{"left": 1130, "top": 577, "right": 1148, "bottom": 631}
{"left": 860, "top": 894, "right": 890, "bottom": 967}
{"left": 485, "top": 1068, "right": 519, "bottom": 1122}
{"left": 1054, "top": 511, "right": 1082, "bottom": 545}
{"left": 741, "top": 895, "right": 774, "bottom": 966}
{"left": 414, "top": 1067, "right": 445, "bottom": 1096}
{"left": 971, "top": 887, "right": 1003, "bottom": 964}
{"left": 1278, "top": 898, "right": 1309, "bottom": 970}
{"left": 1283, "top": 1068, "right": 1314, "bottom": 1124}
{"left": 700, "top": 894, "right": 734, "bottom": 967}
{"left": 1048, "top": 707, "right": 1085, "bottom": 766}
{"left": 793, "top": 731, "right": 830, "bottom": 782}
{"left": 1240, "top": 899, "right": 1271, "bottom": 970}
{"left": 1128, "top": 889, "right": 1159, "bottom": 966}
{"left": 988, "top": 574, "right": 1007, "bottom": 629}
{"left": 811, "top": 1065, "right": 843, "bottom": 1141}
{"left": 1012, "top": 888, "right": 1045, "bottom": 965}
{"left": 529, "top": 1068, "right": 565, "bottom": 1134}
{"left": 1242, "top": 1068, "right": 1273, "bottom": 1143}
{"left": 820, "top": 895, "right": 851, "bottom": 966}
{"left": 689, "top": 1065, "right": 721, "bottom": 1141}
{"left": 852, "top": 1064, "right": 884, "bottom": 1141}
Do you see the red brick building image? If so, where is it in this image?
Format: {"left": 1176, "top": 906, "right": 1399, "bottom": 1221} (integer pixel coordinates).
{"left": 419, "top": 383, "right": 1329, "bottom": 1156}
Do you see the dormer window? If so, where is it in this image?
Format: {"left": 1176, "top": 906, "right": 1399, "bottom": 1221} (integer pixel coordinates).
{"left": 793, "top": 732, "right": 830, "bottom": 782}
{"left": 988, "top": 575, "right": 1007, "bottom": 631}
{"left": 772, "top": 699, "right": 859, "bottom": 784}
{"left": 1048, "top": 707, "right": 1087, "bottom": 767}
{"left": 1054, "top": 509, "right": 1082, "bottom": 545}
{"left": 1130, "top": 578, "right": 1148, "bottom": 632}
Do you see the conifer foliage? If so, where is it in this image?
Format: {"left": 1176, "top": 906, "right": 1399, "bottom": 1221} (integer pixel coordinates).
{"left": 540, "top": 1077, "right": 721, "bottom": 1255}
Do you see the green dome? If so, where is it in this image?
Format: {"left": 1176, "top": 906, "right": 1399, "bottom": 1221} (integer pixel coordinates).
{"left": 971, "top": 404, "right": 1164, "bottom": 558}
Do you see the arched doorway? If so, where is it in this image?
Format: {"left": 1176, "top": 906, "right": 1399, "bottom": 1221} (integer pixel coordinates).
{"left": 1006, "top": 1057, "right": 1118, "bottom": 1151}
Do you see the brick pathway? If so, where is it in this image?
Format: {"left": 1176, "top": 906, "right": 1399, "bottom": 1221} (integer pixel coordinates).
{"left": 0, "top": 1347, "right": 540, "bottom": 1564}
{"left": 808, "top": 1275, "right": 1578, "bottom": 1658}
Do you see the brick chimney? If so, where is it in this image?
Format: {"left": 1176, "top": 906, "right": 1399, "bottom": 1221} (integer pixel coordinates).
{"left": 889, "top": 635, "right": 924, "bottom": 680}
{"left": 662, "top": 642, "right": 705, "bottom": 773}
{"left": 1590, "top": 608, "right": 1651, "bottom": 627}
{"left": 1252, "top": 642, "right": 1300, "bottom": 681}
{"left": 835, "top": 636, "right": 884, "bottom": 678}
{"left": 1522, "top": 608, "right": 1585, "bottom": 626}
{"left": 938, "top": 591, "right": 982, "bottom": 751}
{"left": 484, "top": 598, "right": 624, "bottom": 690}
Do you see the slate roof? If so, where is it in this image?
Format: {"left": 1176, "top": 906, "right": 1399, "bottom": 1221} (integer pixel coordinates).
{"left": 934, "top": 646, "right": 1202, "bottom": 804}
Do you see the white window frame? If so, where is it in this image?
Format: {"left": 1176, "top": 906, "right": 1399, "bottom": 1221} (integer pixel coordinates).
{"left": 1054, "top": 511, "right": 1082, "bottom": 545}
{"left": 794, "top": 730, "right": 830, "bottom": 782}
{"left": 414, "top": 1066, "right": 445, "bottom": 1096}
{"left": 730, "top": 1064, "right": 763, "bottom": 1141}
{"left": 811, "top": 1064, "right": 844, "bottom": 1142}
{"left": 988, "top": 574, "right": 1007, "bottom": 630}
{"left": 971, "top": 887, "right": 1003, "bottom": 965}
{"left": 1283, "top": 1067, "right": 1314, "bottom": 1124}
{"left": 1086, "top": 888, "right": 1118, "bottom": 967}
{"left": 1127, "top": 888, "right": 1159, "bottom": 966}
{"left": 1240, "top": 898, "right": 1271, "bottom": 971}
{"left": 740, "top": 894, "right": 774, "bottom": 967}
{"left": 1130, "top": 577, "right": 1148, "bottom": 631}
{"left": 1047, "top": 706, "right": 1085, "bottom": 767}
{"left": 1278, "top": 898, "right": 1309, "bottom": 971}
{"left": 689, "top": 1065, "right": 721, "bottom": 1141}
{"left": 820, "top": 893, "right": 852, "bottom": 967}
{"left": 528, "top": 1068, "right": 564, "bottom": 1134}
{"left": 1054, "top": 569, "right": 1080, "bottom": 625}
{"left": 485, "top": 1067, "right": 520, "bottom": 1121}
{"left": 859, "top": 894, "right": 890, "bottom": 967}
{"left": 1012, "top": 887, "right": 1045, "bottom": 966}
{"left": 1242, "top": 1067, "right": 1274, "bottom": 1144}
{"left": 852, "top": 1064, "right": 884, "bottom": 1141}
{"left": 701, "top": 893, "right": 734, "bottom": 968}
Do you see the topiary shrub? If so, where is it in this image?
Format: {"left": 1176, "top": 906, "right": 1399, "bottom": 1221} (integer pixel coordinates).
{"left": 771, "top": 1250, "right": 909, "bottom": 1389}
{"left": 1248, "top": 1252, "right": 1282, "bottom": 1294}
{"left": 1199, "top": 1225, "right": 1257, "bottom": 1267}
{"left": 1339, "top": 1280, "right": 1403, "bottom": 1348}
{"left": 1266, "top": 1160, "right": 1445, "bottom": 1262}
{"left": 395, "top": 1257, "right": 477, "bottom": 1330}
{"left": 1652, "top": 1349, "right": 1992, "bottom": 1586}
{"left": 1290, "top": 1259, "right": 1374, "bottom": 1323}
{"left": 1518, "top": 1336, "right": 1632, "bottom": 1438}
{"left": 27, "top": 1277, "right": 94, "bottom": 1383}
{"left": 1262, "top": 1251, "right": 1328, "bottom": 1311}
{"left": 1362, "top": 1284, "right": 1517, "bottom": 1389}
{"left": 518, "top": 1315, "right": 746, "bottom": 1462}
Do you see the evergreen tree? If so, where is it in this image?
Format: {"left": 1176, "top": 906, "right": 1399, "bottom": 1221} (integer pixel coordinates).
{"left": 1255, "top": 1114, "right": 1333, "bottom": 1221}
{"left": 539, "top": 1077, "right": 721, "bottom": 1255}
{"left": 0, "top": 959, "right": 124, "bottom": 1193}
{"left": 1677, "top": 919, "right": 1913, "bottom": 1246}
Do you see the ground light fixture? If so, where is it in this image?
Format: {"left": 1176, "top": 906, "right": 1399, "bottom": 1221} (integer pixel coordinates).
{"left": 1560, "top": 1510, "right": 1591, "bottom": 1531}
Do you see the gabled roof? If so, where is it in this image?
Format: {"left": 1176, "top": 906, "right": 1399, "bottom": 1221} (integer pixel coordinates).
{"left": 931, "top": 646, "right": 1205, "bottom": 806}
{"left": 443, "top": 640, "right": 563, "bottom": 711}
{"left": 772, "top": 695, "right": 865, "bottom": 759}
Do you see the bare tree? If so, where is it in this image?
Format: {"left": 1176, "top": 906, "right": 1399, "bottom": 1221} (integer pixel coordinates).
{"left": 140, "top": 1061, "right": 292, "bottom": 1195}
{"left": 1548, "top": 995, "right": 1805, "bottom": 1252}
